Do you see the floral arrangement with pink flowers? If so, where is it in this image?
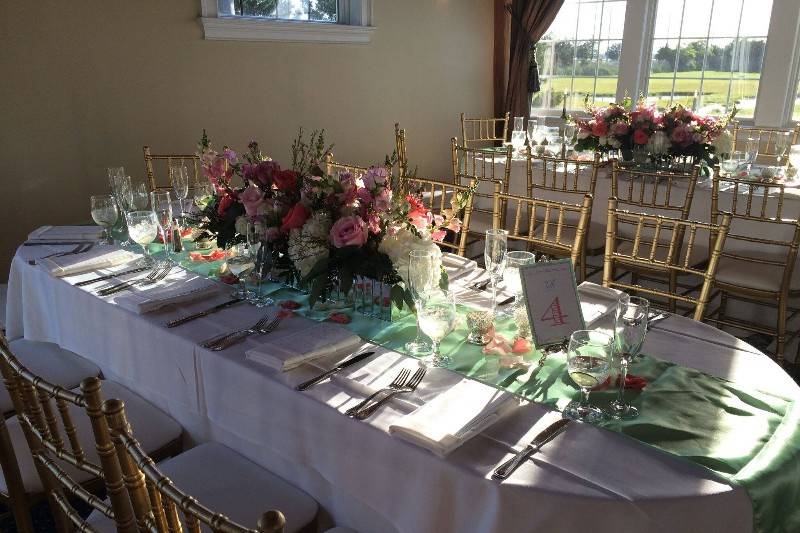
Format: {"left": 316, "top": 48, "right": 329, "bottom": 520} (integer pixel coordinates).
{"left": 195, "top": 129, "right": 471, "bottom": 309}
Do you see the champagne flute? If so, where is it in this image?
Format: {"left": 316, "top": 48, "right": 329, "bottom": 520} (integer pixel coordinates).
{"left": 511, "top": 116, "right": 526, "bottom": 154}
{"left": 131, "top": 181, "right": 149, "bottom": 210}
{"left": 405, "top": 249, "right": 438, "bottom": 355}
{"left": 484, "top": 229, "right": 508, "bottom": 316}
{"left": 90, "top": 195, "right": 119, "bottom": 245}
{"left": 775, "top": 132, "right": 791, "bottom": 167}
{"left": 226, "top": 243, "right": 255, "bottom": 299}
{"left": 564, "top": 330, "right": 613, "bottom": 423}
{"left": 170, "top": 164, "right": 190, "bottom": 223}
{"left": 788, "top": 145, "right": 800, "bottom": 171}
{"left": 417, "top": 289, "right": 458, "bottom": 367}
{"left": 527, "top": 117, "right": 539, "bottom": 146}
{"left": 247, "top": 221, "right": 272, "bottom": 306}
{"left": 611, "top": 296, "right": 649, "bottom": 419}
{"left": 150, "top": 191, "right": 174, "bottom": 263}
{"left": 109, "top": 174, "right": 133, "bottom": 246}
{"left": 125, "top": 210, "right": 158, "bottom": 265}
{"left": 745, "top": 137, "right": 759, "bottom": 170}
{"left": 502, "top": 250, "right": 535, "bottom": 316}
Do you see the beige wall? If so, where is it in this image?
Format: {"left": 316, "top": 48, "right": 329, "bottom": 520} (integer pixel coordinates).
{"left": 0, "top": 0, "right": 494, "bottom": 279}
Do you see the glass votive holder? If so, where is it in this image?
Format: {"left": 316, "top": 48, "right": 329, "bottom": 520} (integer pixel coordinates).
{"left": 514, "top": 305, "right": 531, "bottom": 339}
{"left": 466, "top": 310, "right": 494, "bottom": 345}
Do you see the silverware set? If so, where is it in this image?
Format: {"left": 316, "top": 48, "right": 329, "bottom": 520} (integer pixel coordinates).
{"left": 166, "top": 298, "right": 243, "bottom": 328}
{"left": 96, "top": 262, "right": 172, "bottom": 296}
{"left": 345, "top": 366, "right": 426, "bottom": 420}
{"left": 199, "top": 313, "right": 284, "bottom": 351}
{"left": 74, "top": 266, "right": 150, "bottom": 287}
{"left": 28, "top": 243, "right": 93, "bottom": 265}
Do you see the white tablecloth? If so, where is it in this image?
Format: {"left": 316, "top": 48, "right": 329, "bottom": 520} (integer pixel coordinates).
{"left": 7, "top": 243, "right": 798, "bottom": 533}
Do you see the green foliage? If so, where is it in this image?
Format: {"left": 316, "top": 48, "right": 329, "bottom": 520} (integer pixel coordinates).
{"left": 234, "top": 0, "right": 278, "bottom": 17}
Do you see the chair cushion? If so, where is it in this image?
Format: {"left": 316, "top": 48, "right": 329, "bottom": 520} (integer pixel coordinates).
{"left": 0, "top": 340, "right": 101, "bottom": 414}
{"left": 87, "top": 442, "right": 318, "bottom": 533}
{"left": 714, "top": 256, "right": 800, "bottom": 293}
{"left": 0, "top": 379, "right": 181, "bottom": 495}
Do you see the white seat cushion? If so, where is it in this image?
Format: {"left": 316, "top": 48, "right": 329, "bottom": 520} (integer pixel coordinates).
{"left": 0, "top": 339, "right": 101, "bottom": 414}
{"left": 87, "top": 442, "right": 318, "bottom": 533}
{"left": 715, "top": 256, "right": 800, "bottom": 293}
{"left": 0, "top": 379, "right": 181, "bottom": 495}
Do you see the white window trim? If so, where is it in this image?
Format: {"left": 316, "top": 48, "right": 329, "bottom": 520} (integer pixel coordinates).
{"left": 199, "top": 0, "right": 375, "bottom": 44}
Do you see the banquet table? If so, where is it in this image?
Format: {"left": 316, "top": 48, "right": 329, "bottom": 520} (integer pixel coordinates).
{"left": 6, "top": 238, "right": 800, "bottom": 533}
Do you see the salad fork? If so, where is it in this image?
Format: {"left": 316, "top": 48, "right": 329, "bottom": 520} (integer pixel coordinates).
{"left": 209, "top": 314, "right": 284, "bottom": 351}
{"left": 345, "top": 368, "right": 410, "bottom": 417}
{"left": 352, "top": 367, "right": 427, "bottom": 420}
{"left": 199, "top": 313, "right": 274, "bottom": 349}
{"left": 97, "top": 262, "right": 171, "bottom": 296}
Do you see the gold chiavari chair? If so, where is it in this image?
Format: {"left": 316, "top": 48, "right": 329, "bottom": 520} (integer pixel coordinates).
{"left": 460, "top": 112, "right": 510, "bottom": 148}
{"left": 96, "top": 398, "right": 318, "bottom": 533}
{"left": 143, "top": 146, "right": 201, "bottom": 192}
{"left": 603, "top": 198, "right": 731, "bottom": 321}
{"left": 706, "top": 174, "right": 800, "bottom": 366}
{"left": 730, "top": 121, "right": 800, "bottom": 166}
{"left": 395, "top": 123, "right": 408, "bottom": 180}
{"left": 526, "top": 152, "right": 603, "bottom": 281}
{"left": 610, "top": 161, "right": 701, "bottom": 307}
{"left": 402, "top": 177, "right": 477, "bottom": 257}
{"left": 324, "top": 152, "right": 369, "bottom": 177}
{"left": 0, "top": 334, "right": 182, "bottom": 533}
{"left": 492, "top": 183, "right": 593, "bottom": 268}
{"left": 451, "top": 138, "right": 513, "bottom": 252}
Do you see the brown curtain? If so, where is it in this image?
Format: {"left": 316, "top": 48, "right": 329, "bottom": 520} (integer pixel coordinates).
{"left": 504, "top": 0, "right": 564, "bottom": 119}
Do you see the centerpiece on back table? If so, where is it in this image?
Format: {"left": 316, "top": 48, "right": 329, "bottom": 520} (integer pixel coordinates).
{"left": 194, "top": 129, "right": 471, "bottom": 318}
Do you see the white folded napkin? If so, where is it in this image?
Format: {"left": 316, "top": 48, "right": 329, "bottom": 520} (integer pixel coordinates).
{"left": 441, "top": 253, "right": 478, "bottom": 282}
{"left": 577, "top": 281, "right": 624, "bottom": 326}
{"left": 389, "top": 379, "right": 521, "bottom": 457}
{"left": 39, "top": 248, "right": 138, "bottom": 277}
{"left": 246, "top": 321, "right": 362, "bottom": 372}
{"left": 28, "top": 225, "right": 104, "bottom": 242}
{"left": 114, "top": 270, "right": 222, "bottom": 314}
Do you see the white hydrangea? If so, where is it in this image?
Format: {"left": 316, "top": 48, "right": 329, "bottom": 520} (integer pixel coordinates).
{"left": 378, "top": 227, "right": 442, "bottom": 286}
{"left": 647, "top": 131, "right": 671, "bottom": 156}
{"left": 288, "top": 212, "right": 331, "bottom": 278}
{"left": 712, "top": 130, "right": 733, "bottom": 157}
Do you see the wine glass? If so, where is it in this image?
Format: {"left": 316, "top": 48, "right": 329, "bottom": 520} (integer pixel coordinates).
{"left": 527, "top": 117, "right": 539, "bottom": 146}
{"left": 247, "top": 221, "right": 273, "bottom": 306}
{"left": 125, "top": 210, "right": 158, "bottom": 265}
{"left": 721, "top": 151, "right": 745, "bottom": 176}
{"left": 745, "top": 137, "right": 759, "bottom": 170}
{"left": 417, "top": 289, "right": 458, "bottom": 367}
{"left": 610, "top": 296, "right": 649, "bottom": 419}
{"left": 170, "top": 164, "right": 190, "bottom": 223}
{"left": 194, "top": 182, "right": 214, "bottom": 209}
{"left": 774, "top": 132, "right": 791, "bottom": 166}
{"left": 405, "top": 249, "right": 438, "bottom": 355}
{"left": 131, "top": 182, "right": 149, "bottom": 210}
{"left": 225, "top": 243, "right": 256, "bottom": 299}
{"left": 511, "top": 117, "right": 526, "bottom": 155}
{"left": 564, "top": 123, "right": 577, "bottom": 143}
{"left": 788, "top": 145, "right": 800, "bottom": 171}
{"left": 564, "top": 330, "right": 613, "bottom": 423}
{"left": 484, "top": 229, "right": 508, "bottom": 316}
{"left": 90, "top": 195, "right": 119, "bottom": 245}
{"left": 502, "top": 250, "right": 535, "bottom": 316}
{"left": 150, "top": 191, "right": 174, "bottom": 264}
{"left": 109, "top": 174, "right": 133, "bottom": 246}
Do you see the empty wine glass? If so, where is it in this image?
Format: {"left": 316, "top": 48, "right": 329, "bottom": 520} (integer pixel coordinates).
{"left": 170, "top": 164, "right": 190, "bottom": 223}
{"left": 511, "top": 116, "right": 526, "bottom": 155}
{"left": 788, "top": 145, "right": 800, "bottom": 170}
{"left": 745, "top": 137, "right": 759, "bottom": 170}
{"left": 405, "top": 249, "right": 438, "bottom": 355}
{"left": 564, "top": 123, "right": 577, "bottom": 143}
{"left": 721, "top": 151, "right": 745, "bottom": 176}
{"left": 90, "top": 195, "right": 119, "bottom": 245}
{"left": 502, "top": 250, "right": 535, "bottom": 316}
{"left": 109, "top": 174, "right": 133, "bottom": 246}
{"left": 226, "top": 243, "right": 256, "bottom": 299}
{"left": 247, "top": 221, "right": 273, "bottom": 306}
{"left": 775, "top": 132, "right": 791, "bottom": 166}
{"left": 131, "top": 181, "right": 149, "bottom": 210}
{"left": 611, "top": 296, "right": 649, "bottom": 419}
{"left": 564, "top": 330, "right": 613, "bottom": 423}
{"left": 484, "top": 229, "right": 508, "bottom": 316}
{"left": 527, "top": 117, "right": 539, "bottom": 146}
{"left": 125, "top": 210, "right": 158, "bottom": 265}
{"left": 150, "top": 191, "right": 173, "bottom": 263}
{"left": 417, "top": 289, "right": 458, "bottom": 367}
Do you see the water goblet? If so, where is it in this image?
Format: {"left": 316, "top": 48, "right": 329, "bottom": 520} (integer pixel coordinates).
{"left": 150, "top": 191, "right": 174, "bottom": 263}
{"left": 90, "top": 195, "right": 119, "bottom": 245}
{"left": 721, "top": 151, "right": 745, "bottom": 176}
{"left": 170, "top": 164, "right": 190, "bottom": 223}
{"left": 564, "top": 330, "right": 613, "bottom": 423}
{"left": 610, "top": 296, "right": 649, "bottom": 419}
{"left": 125, "top": 210, "right": 158, "bottom": 265}
{"left": 225, "top": 243, "right": 256, "bottom": 299}
{"left": 501, "top": 250, "right": 535, "bottom": 317}
{"left": 484, "top": 229, "right": 508, "bottom": 316}
{"left": 405, "top": 249, "right": 438, "bottom": 355}
{"left": 418, "top": 289, "right": 458, "bottom": 367}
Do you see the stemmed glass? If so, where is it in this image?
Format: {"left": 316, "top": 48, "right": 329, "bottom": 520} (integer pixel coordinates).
{"left": 405, "top": 249, "right": 438, "bottom": 355}
{"left": 90, "top": 195, "right": 119, "bottom": 245}
{"left": 131, "top": 182, "right": 149, "bottom": 210}
{"left": 502, "top": 250, "right": 535, "bottom": 316}
{"left": 109, "top": 173, "right": 133, "bottom": 246}
{"left": 745, "top": 137, "right": 759, "bottom": 171}
{"left": 564, "top": 330, "right": 613, "bottom": 423}
{"left": 564, "top": 124, "right": 577, "bottom": 155}
{"left": 485, "top": 229, "right": 508, "bottom": 316}
{"left": 788, "top": 145, "right": 800, "bottom": 172}
{"left": 611, "top": 296, "right": 649, "bottom": 419}
{"left": 170, "top": 164, "right": 190, "bottom": 224}
{"left": 125, "top": 211, "right": 158, "bottom": 265}
{"left": 527, "top": 117, "right": 539, "bottom": 147}
{"left": 225, "top": 243, "right": 255, "bottom": 299}
{"left": 150, "top": 191, "right": 174, "bottom": 264}
{"left": 417, "top": 289, "right": 458, "bottom": 367}
{"left": 774, "top": 132, "right": 791, "bottom": 167}
{"left": 721, "top": 151, "right": 745, "bottom": 176}
{"left": 247, "top": 221, "right": 273, "bottom": 306}
{"left": 511, "top": 116, "right": 526, "bottom": 155}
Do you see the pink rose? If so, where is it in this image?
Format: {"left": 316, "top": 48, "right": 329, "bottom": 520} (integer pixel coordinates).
{"left": 408, "top": 208, "right": 432, "bottom": 232}
{"left": 240, "top": 185, "right": 265, "bottom": 216}
{"left": 633, "top": 129, "right": 650, "bottom": 145}
{"left": 280, "top": 203, "right": 310, "bottom": 233}
{"left": 366, "top": 212, "right": 381, "bottom": 234}
{"left": 611, "top": 122, "right": 630, "bottom": 136}
{"left": 591, "top": 120, "right": 609, "bottom": 137}
{"left": 255, "top": 160, "right": 280, "bottom": 186}
{"left": 330, "top": 216, "right": 368, "bottom": 248}
{"left": 431, "top": 229, "right": 447, "bottom": 242}
{"left": 447, "top": 217, "right": 462, "bottom": 233}
{"left": 373, "top": 188, "right": 392, "bottom": 211}
{"left": 363, "top": 166, "right": 389, "bottom": 190}
{"left": 671, "top": 127, "right": 691, "bottom": 147}
{"left": 357, "top": 187, "right": 374, "bottom": 206}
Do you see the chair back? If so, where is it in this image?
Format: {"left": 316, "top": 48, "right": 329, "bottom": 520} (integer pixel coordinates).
{"left": 602, "top": 198, "right": 731, "bottom": 320}
{"left": 395, "top": 123, "right": 408, "bottom": 180}
{"left": 710, "top": 172, "right": 800, "bottom": 294}
{"left": 492, "top": 183, "right": 592, "bottom": 267}
{"left": 730, "top": 121, "right": 800, "bottom": 166}
{"left": 452, "top": 138, "right": 512, "bottom": 231}
{"left": 402, "top": 177, "right": 476, "bottom": 257}
{"left": 143, "top": 146, "right": 201, "bottom": 192}
{"left": 526, "top": 152, "right": 602, "bottom": 200}
{"left": 610, "top": 161, "right": 699, "bottom": 219}
{"left": 0, "top": 335, "right": 137, "bottom": 532}
{"left": 460, "top": 112, "right": 510, "bottom": 148}
{"left": 102, "top": 398, "right": 285, "bottom": 533}
{"left": 324, "top": 153, "right": 369, "bottom": 177}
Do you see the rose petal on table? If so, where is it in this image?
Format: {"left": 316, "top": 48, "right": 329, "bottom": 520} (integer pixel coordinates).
{"left": 511, "top": 338, "right": 532, "bottom": 354}
{"left": 219, "top": 273, "right": 239, "bottom": 284}
{"left": 328, "top": 312, "right": 351, "bottom": 324}
{"left": 277, "top": 309, "right": 295, "bottom": 319}
{"left": 280, "top": 300, "right": 302, "bottom": 310}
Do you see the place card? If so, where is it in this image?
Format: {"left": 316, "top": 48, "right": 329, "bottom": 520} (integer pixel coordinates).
{"left": 519, "top": 259, "right": 585, "bottom": 348}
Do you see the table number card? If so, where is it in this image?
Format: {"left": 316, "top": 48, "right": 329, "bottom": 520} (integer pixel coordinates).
{"left": 519, "top": 259, "right": 585, "bottom": 348}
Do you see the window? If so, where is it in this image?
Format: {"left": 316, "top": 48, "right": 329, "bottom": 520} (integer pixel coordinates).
{"left": 648, "top": 0, "right": 771, "bottom": 118}
{"left": 533, "top": 0, "right": 627, "bottom": 113}
{"left": 794, "top": 75, "right": 800, "bottom": 122}
{"left": 232, "top": 0, "right": 338, "bottom": 23}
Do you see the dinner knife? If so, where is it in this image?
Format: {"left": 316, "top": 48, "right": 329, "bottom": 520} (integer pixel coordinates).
{"left": 295, "top": 351, "right": 376, "bottom": 391}
{"left": 165, "top": 298, "right": 243, "bottom": 328}
{"left": 492, "top": 418, "right": 571, "bottom": 480}
{"left": 74, "top": 266, "right": 150, "bottom": 287}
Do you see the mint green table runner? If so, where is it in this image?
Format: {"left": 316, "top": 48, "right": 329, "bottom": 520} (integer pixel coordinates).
{"left": 167, "top": 246, "right": 800, "bottom": 532}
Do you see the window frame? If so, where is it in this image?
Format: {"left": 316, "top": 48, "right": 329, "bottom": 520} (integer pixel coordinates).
{"left": 199, "top": 0, "right": 375, "bottom": 44}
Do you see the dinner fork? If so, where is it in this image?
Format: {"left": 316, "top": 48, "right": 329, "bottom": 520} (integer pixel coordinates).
{"left": 209, "top": 314, "right": 284, "bottom": 351}
{"left": 199, "top": 313, "right": 274, "bottom": 348}
{"left": 97, "top": 262, "right": 171, "bottom": 296}
{"left": 345, "top": 368, "right": 410, "bottom": 418}
{"left": 351, "top": 367, "right": 427, "bottom": 420}
{"left": 28, "top": 243, "right": 91, "bottom": 265}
